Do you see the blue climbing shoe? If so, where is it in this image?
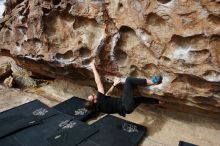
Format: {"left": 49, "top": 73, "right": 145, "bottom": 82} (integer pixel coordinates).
{"left": 151, "top": 75, "right": 160, "bottom": 84}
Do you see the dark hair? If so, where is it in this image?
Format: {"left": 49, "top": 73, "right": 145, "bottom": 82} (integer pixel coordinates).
{"left": 157, "top": 75, "right": 163, "bottom": 84}
{"left": 85, "top": 101, "right": 96, "bottom": 110}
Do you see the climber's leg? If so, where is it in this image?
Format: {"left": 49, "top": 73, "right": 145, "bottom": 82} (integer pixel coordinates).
{"left": 122, "top": 77, "right": 147, "bottom": 114}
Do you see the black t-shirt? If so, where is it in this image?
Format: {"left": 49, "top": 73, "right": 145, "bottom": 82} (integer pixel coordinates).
{"left": 96, "top": 92, "right": 125, "bottom": 116}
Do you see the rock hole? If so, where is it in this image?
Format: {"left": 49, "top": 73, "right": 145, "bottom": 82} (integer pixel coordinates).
{"left": 66, "top": 3, "right": 72, "bottom": 12}
{"left": 4, "top": 29, "right": 11, "bottom": 40}
{"left": 181, "top": 74, "right": 214, "bottom": 90}
{"left": 207, "top": 14, "right": 220, "bottom": 24}
{"left": 170, "top": 35, "right": 189, "bottom": 47}
{"left": 119, "top": 26, "right": 134, "bottom": 33}
{"left": 114, "top": 47, "right": 128, "bottom": 65}
{"left": 42, "top": 11, "right": 58, "bottom": 36}
{"left": 169, "top": 35, "right": 210, "bottom": 64}
{"left": 42, "top": 8, "right": 51, "bottom": 15}
{"left": 79, "top": 47, "right": 91, "bottom": 58}
{"left": 112, "top": 26, "right": 140, "bottom": 75}
{"left": 32, "top": 38, "right": 42, "bottom": 49}
{"left": 60, "top": 1, "right": 65, "bottom": 5}
{"left": 7, "top": 26, "right": 12, "bottom": 31}
{"left": 18, "top": 26, "right": 27, "bottom": 34}
{"left": 60, "top": 11, "right": 75, "bottom": 22}
{"left": 118, "top": 2, "right": 123, "bottom": 9}
{"left": 157, "top": 0, "right": 172, "bottom": 4}
{"left": 145, "top": 12, "right": 171, "bottom": 41}
{"left": 22, "top": 8, "right": 30, "bottom": 16}
{"left": 146, "top": 13, "right": 166, "bottom": 26}
{"left": 4, "top": 0, "right": 23, "bottom": 10}
{"left": 189, "top": 50, "right": 210, "bottom": 61}
{"left": 73, "top": 17, "right": 89, "bottom": 29}
{"left": 53, "top": 0, "right": 61, "bottom": 5}
{"left": 78, "top": 40, "right": 82, "bottom": 45}
{"left": 73, "top": 18, "right": 81, "bottom": 29}
{"left": 37, "top": 55, "right": 44, "bottom": 58}
{"left": 55, "top": 50, "right": 73, "bottom": 60}
{"left": 161, "top": 56, "right": 171, "bottom": 62}
{"left": 193, "top": 96, "right": 218, "bottom": 105}
{"left": 82, "top": 58, "right": 93, "bottom": 65}
{"left": 129, "top": 65, "right": 151, "bottom": 78}
{"left": 0, "top": 49, "right": 11, "bottom": 56}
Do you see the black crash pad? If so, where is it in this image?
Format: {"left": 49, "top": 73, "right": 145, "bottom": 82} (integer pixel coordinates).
{"left": 179, "top": 141, "right": 198, "bottom": 146}
{"left": 0, "top": 100, "right": 58, "bottom": 138}
{"left": 53, "top": 96, "right": 97, "bottom": 121}
{"left": 0, "top": 115, "right": 41, "bottom": 138}
{"left": 0, "top": 100, "right": 58, "bottom": 120}
{"left": 9, "top": 113, "right": 97, "bottom": 146}
{"left": 0, "top": 137, "right": 23, "bottom": 146}
{"left": 79, "top": 115, "right": 147, "bottom": 146}
{"left": 47, "top": 123, "right": 98, "bottom": 146}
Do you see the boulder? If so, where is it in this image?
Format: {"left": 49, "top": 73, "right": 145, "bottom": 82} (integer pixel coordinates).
{"left": 0, "top": 0, "right": 219, "bottom": 114}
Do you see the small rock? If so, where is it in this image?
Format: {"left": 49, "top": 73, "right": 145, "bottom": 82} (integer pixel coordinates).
{"left": 13, "top": 75, "right": 37, "bottom": 88}
{"left": 0, "top": 63, "right": 12, "bottom": 80}
{"left": 3, "top": 76, "right": 14, "bottom": 88}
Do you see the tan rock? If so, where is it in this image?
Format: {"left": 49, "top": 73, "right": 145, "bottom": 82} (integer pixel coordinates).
{"left": 0, "top": 0, "right": 220, "bottom": 115}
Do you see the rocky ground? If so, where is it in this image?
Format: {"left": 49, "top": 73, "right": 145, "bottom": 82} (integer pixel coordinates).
{"left": 0, "top": 79, "right": 220, "bottom": 146}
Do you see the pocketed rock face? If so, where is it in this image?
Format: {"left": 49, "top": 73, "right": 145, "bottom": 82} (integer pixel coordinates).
{"left": 0, "top": 0, "right": 220, "bottom": 115}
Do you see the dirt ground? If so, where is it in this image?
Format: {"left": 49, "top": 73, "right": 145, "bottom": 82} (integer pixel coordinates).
{"left": 0, "top": 81, "right": 220, "bottom": 146}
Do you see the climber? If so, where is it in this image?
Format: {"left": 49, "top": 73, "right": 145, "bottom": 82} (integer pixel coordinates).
{"left": 85, "top": 60, "right": 163, "bottom": 116}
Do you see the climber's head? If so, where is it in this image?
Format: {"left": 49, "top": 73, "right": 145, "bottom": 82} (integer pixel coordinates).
{"left": 85, "top": 94, "right": 97, "bottom": 110}
{"left": 87, "top": 94, "right": 97, "bottom": 103}
{"left": 151, "top": 75, "right": 163, "bottom": 85}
